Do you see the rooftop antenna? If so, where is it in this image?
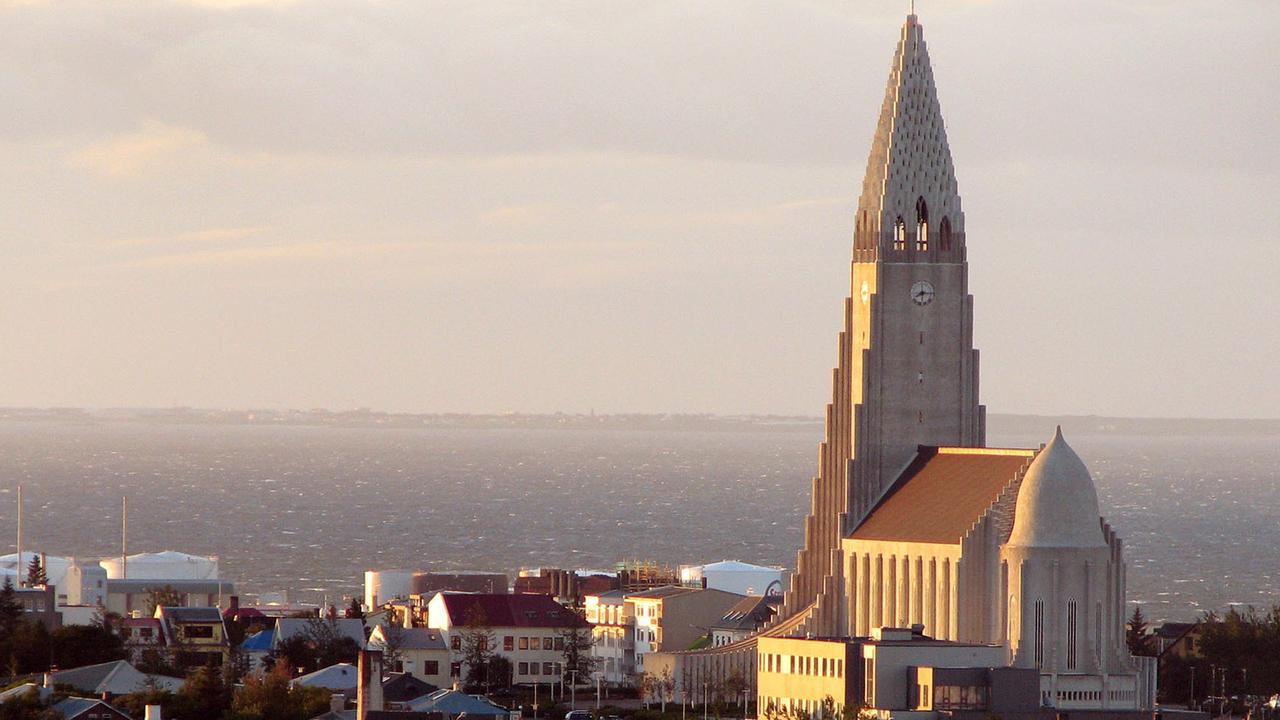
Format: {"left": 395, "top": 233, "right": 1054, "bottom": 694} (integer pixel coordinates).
{"left": 15, "top": 485, "right": 22, "bottom": 588}
{"left": 122, "top": 496, "right": 128, "bottom": 580}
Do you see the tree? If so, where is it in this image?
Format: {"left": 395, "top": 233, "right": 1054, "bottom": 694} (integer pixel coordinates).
{"left": 24, "top": 557, "right": 46, "bottom": 589}
{"left": 374, "top": 623, "right": 408, "bottom": 674}
{"left": 1126, "top": 605, "right": 1154, "bottom": 657}
{"left": 228, "top": 662, "right": 333, "bottom": 720}
{"left": 304, "top": 617, "right": 361, "bottom": 670}
{"left": 656, "top": 666, "right": 676, "bottom": 712}
{"left": 344, "top": 597, "right": 364, "bottom": 620}
{"left": 267, "top": 634, "right": 317, "bottom": 676}
{"left": 487, "top": 654, "right": 514, "bottom": 692}
{"left": 51, "top": 623, "right": 127, "bottom": 669}
{"left": 557, "top": 610, "right": 599, "bottom": 687}
{"left": 146, "top": 585, "right": 185, "bottom": 616}
{"left": 460, "top": 605, "right": 495, "bottom": 692}
{"left": 0, "top": 578, "right": 23, "bottom": 640}
{"left": 169, "top": 665, "right": 233, "bottom": 720}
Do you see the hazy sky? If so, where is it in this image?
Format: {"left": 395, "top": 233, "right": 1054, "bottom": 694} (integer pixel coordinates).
{"left": 2, "top": 0, "right": 1277, "bottom": 418}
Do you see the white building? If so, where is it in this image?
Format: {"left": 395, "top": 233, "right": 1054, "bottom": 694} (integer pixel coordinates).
{"left": 423, "top": 592, "right": 591, "bottom": 686}
{"left": 679, "top": 560, "right": 787, "bottom": 597}
{"left": 100, "top": 551, "right": 219, "bottom": 580}
{"left": 584, "top": 590, "right": 632, "bottom": 685}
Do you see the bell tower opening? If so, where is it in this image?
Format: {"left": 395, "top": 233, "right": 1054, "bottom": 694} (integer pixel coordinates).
{"left": 915, "top": 197, "right": 929, "bottom": 252}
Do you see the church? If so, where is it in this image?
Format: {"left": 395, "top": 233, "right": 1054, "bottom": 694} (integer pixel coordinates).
{"left": 645, "top": 12, "right": 1157, "bottom": 717}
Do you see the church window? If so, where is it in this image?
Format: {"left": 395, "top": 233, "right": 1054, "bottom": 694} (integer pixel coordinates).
{"left": 940, "top": 217, "right": 953, "bottom": 251}
{"left": 1034, "top": 599, "right": 1045, "bottom": 668}
{"left": 915, "top": 197, "right": 929, "bottom": 251}
{"left": 1067, "top": 599, "right": 1078, "bottom": 669}
{"left": 893, "top": 217, "right": 907, "bottom": 251}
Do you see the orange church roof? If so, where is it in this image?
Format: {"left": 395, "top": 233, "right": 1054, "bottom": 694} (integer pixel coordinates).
{"left": 850, "top": 447, "right": 1036, "bottom": 545}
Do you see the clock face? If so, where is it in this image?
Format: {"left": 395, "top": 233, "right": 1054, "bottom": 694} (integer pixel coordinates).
{"left": 860, "top": 281, "right": 870, "bottom": 306}
{"left": 910, "top": 281, "right": 935, "bottom": 306}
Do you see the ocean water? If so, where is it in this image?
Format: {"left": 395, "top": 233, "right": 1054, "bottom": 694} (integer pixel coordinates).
{"left": 0, "top": 417, "right": 1276, "bottom": 623}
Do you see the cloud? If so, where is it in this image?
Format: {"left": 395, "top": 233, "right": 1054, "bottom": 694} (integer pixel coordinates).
{"left": 111, "top": 225, "right": 270, "bottom": 248}
{"left": 74, "top": 122, "right": 208, "bottom": 177}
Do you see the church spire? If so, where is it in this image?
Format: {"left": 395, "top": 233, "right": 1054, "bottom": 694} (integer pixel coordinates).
{"left": 854, "top": 14, "right": 964, "bottom": 262}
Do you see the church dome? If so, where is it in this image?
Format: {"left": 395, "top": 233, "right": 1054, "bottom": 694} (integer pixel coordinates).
{"left": 1007, "top": 427, "right": 1107, "bottom": 548}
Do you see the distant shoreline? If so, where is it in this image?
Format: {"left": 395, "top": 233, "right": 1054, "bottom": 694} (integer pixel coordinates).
{"left": 1, "top": 407, "right": 1278, "bottom": 436}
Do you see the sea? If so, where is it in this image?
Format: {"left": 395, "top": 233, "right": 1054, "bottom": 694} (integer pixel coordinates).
{"left": 1, "top": 412, "right": 1277, "bottom": 623}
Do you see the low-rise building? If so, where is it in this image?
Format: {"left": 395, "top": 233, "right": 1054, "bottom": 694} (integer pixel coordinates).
{"left": 585, "top": 590, "right": 633, "bottom": 685}
{"left": 424, "top": 592, "right": 591, "bottom": 686}
{"left": 119, "top": 617, "right": 166, "bottom": 665}
{"left": 755, "top": 628, "right": 1040, "bottom": 718}
{"left": 708, "top": 596, "right": 778, "bottom": 648}
{"left": 50, "top": 659, "right": 185, "bottom": 696}
{"left": 368, "top": 625, "right": 450, "bottom": 687}
{"left": 51, "top": 697, "right": 132, "bottom": 720}
{"left": 627, "top": 586, "right": 744, "bottom": 672}
{"left": 108, "top": 578, "right": 236, "bottom": 616}
{"left": 156, "top": 606, "right": 231, "bottom": 669}
{"left": 679, "top": 561, "right": 789, "bottom": 597}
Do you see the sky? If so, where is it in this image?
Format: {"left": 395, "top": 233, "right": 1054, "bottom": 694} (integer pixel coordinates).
{"left": 1, "top": 0, "right": 1277, "bottom": 418}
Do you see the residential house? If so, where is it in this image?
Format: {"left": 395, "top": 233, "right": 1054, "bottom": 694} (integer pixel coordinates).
{"left": 155, "top": 606, "right": 231, "bottom": 669}
{"left": 14, "top": 584, "right": 60, "bottom": 630}
{"left": 405, "top": 688, "right": 511, "bottom": 717}
{"left": 381, "top": 673, "right": 439, "bottom": 710}
{"left": 424, "top": 592, "right": 591, "bottom": 686}
{"left": 118, "top": 617, "right": 165, "bottom": 665}
{"left": 708, "top": 595, "right": 778, "bottom": 647}
{"left": 292, "top": 663, "right": 359, "bottom": 696}
{"left": 51, "top": 697, "right": 132, "bottom": 720}
{"left": 273, "top": 617, "right": 370, "bottom": 651}
{"left": 51, "top": 660, "right": 185, "bottom": 696}
{"left": 368, "top": 625, "right": 450, "bottom": 687}
{"left": 1156, "top": 622, "right": 1202, "bottom": 659}
{"left": 626, "top": 586, "right": 743, "bottom": 672}
{"left": 584, "top": 590, "right": 632, "bottom": 685}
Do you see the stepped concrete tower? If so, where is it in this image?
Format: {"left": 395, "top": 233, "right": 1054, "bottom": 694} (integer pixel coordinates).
{"left": 777, "top": 12, "right": 985, "bottom": 635}
{"left": 647, "top": 16, "right": 1156, "bottom": 710}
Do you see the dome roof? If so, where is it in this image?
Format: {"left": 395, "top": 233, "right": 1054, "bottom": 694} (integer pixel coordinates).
{"left": 1007, "top": 427, "right": 1107, "bottom": 548}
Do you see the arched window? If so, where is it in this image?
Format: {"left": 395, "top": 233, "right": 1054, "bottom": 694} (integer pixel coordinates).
{"left": 939, "top": 216, "right": 953, "bottom": 251}
{"left": 915, "top": 197, "right": 928, "bottom": 251}
{"left": 893, "top": 216, "right": 907, "bottom": 251}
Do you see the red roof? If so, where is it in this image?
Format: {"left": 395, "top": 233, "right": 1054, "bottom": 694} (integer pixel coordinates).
{"left": 121, "top": 618, "right": 162, "bottom": 628}
{"left": 437, "top": 593, "right": 590, "bottom": 629}
{"left": 851, "top": 447, "right": 1035, "bottom": 544}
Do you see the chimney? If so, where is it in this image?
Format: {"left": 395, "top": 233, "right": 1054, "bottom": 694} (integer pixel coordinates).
{"left": 144, "top": 705, "right": 163, "bottom": 720}
{"left": 330, "top": 694, "right": 346, "bottom": 713}
{"left": 229, "top": 596, "right": 240, "bottom": 614}
{"left": 357, "top": 648, "right": 384, "bottom": 720}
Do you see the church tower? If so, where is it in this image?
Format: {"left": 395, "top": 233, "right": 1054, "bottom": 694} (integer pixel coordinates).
{"left": 780, "top": 13, "right": 985, "bottom": 634}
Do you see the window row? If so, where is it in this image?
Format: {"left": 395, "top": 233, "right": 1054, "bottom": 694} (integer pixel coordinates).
{"left": 759, "top": 652, "right": 843, "bottom": 678}
{"left": 517, "top": 661, "right": 564, "bottom": 677}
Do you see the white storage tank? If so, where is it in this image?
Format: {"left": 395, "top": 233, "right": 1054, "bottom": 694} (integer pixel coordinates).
{"left": 679, "top": 560, "right": 788, "bottom": 596}
{"left": 99, "top": 551, "right": 219, "bottom": 580}
{"left": 364, "top": 569, "right": 413, "bottom": 610}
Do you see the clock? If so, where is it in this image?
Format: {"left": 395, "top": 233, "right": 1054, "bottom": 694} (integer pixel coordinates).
{"left": 860, "top": 281, "right": 871, "bottom": 306}
{"left": 910, "top": 281, "right": 935, "bottom": 306}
